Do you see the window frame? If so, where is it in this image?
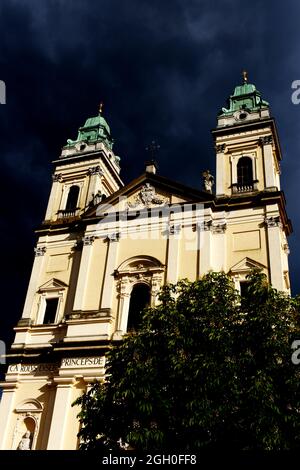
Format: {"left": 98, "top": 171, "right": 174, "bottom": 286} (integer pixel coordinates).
{"left": 36, "top": 291, "right": 63, "bottom": 325}
{"left": 237, "top": 156, "right": 254, "bottom": 188}
{"left": 127, "top": 282, "right": 151, "bottom": 332}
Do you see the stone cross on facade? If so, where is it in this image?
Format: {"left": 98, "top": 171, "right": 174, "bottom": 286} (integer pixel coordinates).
{"left": 145, "top": 140, "right": 160, "bottom": 160}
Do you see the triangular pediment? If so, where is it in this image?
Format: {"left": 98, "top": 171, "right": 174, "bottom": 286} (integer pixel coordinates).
{"left": 229, "top": 257, "right": 266, "bottom": 274}
{"left": 85, "top": 172, "right": 214, "bottom": 218}
{"left": 38, "top": 278, "right": 68, "bottom": 292}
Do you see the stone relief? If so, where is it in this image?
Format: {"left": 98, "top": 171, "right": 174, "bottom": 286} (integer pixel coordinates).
{"left": 127, "top": 183, "right": 168, "bottom": 209}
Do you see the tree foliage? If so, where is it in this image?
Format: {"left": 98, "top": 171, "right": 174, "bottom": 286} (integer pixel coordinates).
{"left": 74, "top": 271, "right": 300, "bottom": 451}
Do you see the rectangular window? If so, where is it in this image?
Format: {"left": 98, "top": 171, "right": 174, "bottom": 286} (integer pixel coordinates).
{"left": 43, "top": 298, "right": 59, "bottom": 324}
{"left": 240, "top": 281, "right": 250, "bottom": 297}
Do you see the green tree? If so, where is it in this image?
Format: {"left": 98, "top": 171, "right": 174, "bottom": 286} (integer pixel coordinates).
{"left": 74, "top": 271, "right": 300, "bottom": 451}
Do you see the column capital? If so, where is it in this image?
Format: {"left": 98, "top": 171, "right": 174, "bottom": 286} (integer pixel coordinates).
{"left": 198, "top": 220, "right": 212, "bottom": 231}
{"left": 259, "top": 135, "right": 273, "bottom": 146}
{"left": 52, "top": 173, "right": 63, "bottom": 182}
{"left": 169, "top": 224, "right": 181, "bottom": 235}
{"left": 88, "top": 165, "right": 104, "bottom": 177}
{"left": 107, "top": 232, "right": 120, "bottom": 242}
{"left": 264, "top": 216, "right": 282, "bottom": 228}
{"left": 34, "top": 246, "right": 46, "bottom": 257}
{"left": 215, "top": 143, "right": 226, "bottom": 153}
{"left": 211, "top": 221, "right": 227, "bottom": 234}
{"left": 83, "top": 235, "right": 96, "bottom": 246}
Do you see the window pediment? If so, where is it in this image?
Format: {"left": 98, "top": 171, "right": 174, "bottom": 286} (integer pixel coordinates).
{"left": 115, "top": 256, "right": 164, "bottom": 277}
{"left": 38, "top": 278, "right": 68, "bottom": 293}
{"left": 15, "top": 399, "right": 43, "bottom": 413}
{"left": 229, "top": 257, "right": 266, "bottom": 275}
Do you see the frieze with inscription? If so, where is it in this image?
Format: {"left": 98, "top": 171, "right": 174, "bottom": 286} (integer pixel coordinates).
{"left": 61, "top": 357, "right": 105, "bottom": 368}
{"left": 8, "top": 363, "right": 60, "bottom": 374}
{"left": 7, "top": 357, "right": 105, "bottom": 375}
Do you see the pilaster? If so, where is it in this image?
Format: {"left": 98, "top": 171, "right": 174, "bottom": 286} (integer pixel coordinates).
{"left": 21, "top": 245, "right": 47, "bottom": 321}
{"left": 47, "top": 377, "right": 75, "bottom": 450}
{"left": 215, "top": 144, "right": 226, "bottom": 195}
{"left": 166, "top": 224, "right": 181, "bottom": 284}
{"left": 100, "top": 233, "right": 120, "bottom": 309}
{"left": 211, "top": 219, "right": 227, "bottom": 272}
{"left": 73, "top": 235, "right": 96, "bottom": 311}
{"left": 265, "top": 216, "right": 285, "bottom": 290}
{"left": 0, "top": 382, "right": 19, "bottom": 449}
{"left": 87, "top": 165, "right": 104, "bottom": 204}
{"left": 198, "top": 221, "right": 212, "bottom": 277}
{"left": 260, "top": 136, "right": 277, "bottom": 190}
{"left": 45, "top": 173, "right": 63, "bottom": 221}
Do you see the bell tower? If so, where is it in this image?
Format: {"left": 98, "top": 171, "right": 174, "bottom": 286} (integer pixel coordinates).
{"left": 212, "top": 73, "right": 292, "bottom": 293}
{"left": 44, "top": 104, "right": 123, "bottom": 223}
{"left": 213, "top": 72, "right": 281, "bottom": 197}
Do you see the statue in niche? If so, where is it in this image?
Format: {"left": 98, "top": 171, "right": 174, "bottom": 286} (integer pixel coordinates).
{"left": 93, "top": 190, "right": 103, "bottom": 205}
{"left": 88, "top": 190, "right": 104, "bottom": 208}
{"left": 202, "top": 170, "right": 214, "bottom": 193}
{"left": 17, "top": 431, "right": 32, "bottom": 450}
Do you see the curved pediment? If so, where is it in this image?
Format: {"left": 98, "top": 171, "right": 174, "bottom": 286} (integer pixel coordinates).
{"left": 116, "top": 256, "right": 164, "bottom": 276}
{"left": 15, "top": 399, "right": 43, "bottom": 413}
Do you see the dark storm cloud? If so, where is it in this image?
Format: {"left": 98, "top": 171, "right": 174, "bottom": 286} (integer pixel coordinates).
{"left": 0, "top": 0, "right": 299, "bottom": 352}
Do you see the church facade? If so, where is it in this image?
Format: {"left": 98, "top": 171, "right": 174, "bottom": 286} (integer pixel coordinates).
{"left": 0, "top": 77, "right": 292, "bottom": 449}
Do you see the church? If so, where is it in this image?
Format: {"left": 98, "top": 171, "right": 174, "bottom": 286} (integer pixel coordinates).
{"left": 0, "top": 75, "right": 292, "bottom": 449}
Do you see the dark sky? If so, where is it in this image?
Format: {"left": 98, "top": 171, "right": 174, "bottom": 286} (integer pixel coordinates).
{"left": 0, "top": 0, "right": 299, "bottom": 349}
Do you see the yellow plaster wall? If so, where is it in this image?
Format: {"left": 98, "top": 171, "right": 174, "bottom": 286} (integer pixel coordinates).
{"left": 117, "top": 237, "right": 167, "bottom": 267}
{"left": 226, "top": 219, "right": 268, "bottom": 271}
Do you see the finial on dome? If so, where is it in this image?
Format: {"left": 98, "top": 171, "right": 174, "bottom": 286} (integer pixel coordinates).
{"left": 242, "top": 70, "right": 248, "bottom": 84}
{"left": 99, "top": 102, "right": 104, "bottom": 114}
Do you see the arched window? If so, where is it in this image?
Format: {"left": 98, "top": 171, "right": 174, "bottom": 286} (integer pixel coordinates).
{"left": 127, "top": 283, "right": 151, "bottom": 332}
{"left": 237, "top": 157, "right": 253, "bottom": 191}
{"left": 65, "top": 185, "right": 80, "bottom": 212}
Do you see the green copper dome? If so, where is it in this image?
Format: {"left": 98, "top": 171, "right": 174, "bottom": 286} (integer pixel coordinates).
{"left": 219, "top": 75, "right": 269, "bottom": 117}
{"left": 65, "top": 108, "right": 114, "bottom": 150}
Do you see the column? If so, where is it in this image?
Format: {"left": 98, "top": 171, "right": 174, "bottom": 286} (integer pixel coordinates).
{"left": 265, "top": 216, "right": 285, "bottom": 290}
{"left": 261, "top": 136, "right": 277, "bottom": 189}
{"left": 45, "top": 174, "right": 63, "bottom": 221}
{"left": 216, "top": 144, "right": 226, "bottom": 196}
{"left": 73, "top": 235, "right": 95, "bottom": 311}
{"left": 0, "top": 382, "right": 18, "bottom": 449}
{"left": 100, "top": 234, "right": 120, "bottom": 309}
{"left": 47, "top": 378, "right": 74, "bottom": 450}
{"left": 21, "top": 246, "right": 47, "bottom": 322}
{"left": 166, "top": 225, "right": 181, "bottom": 284}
